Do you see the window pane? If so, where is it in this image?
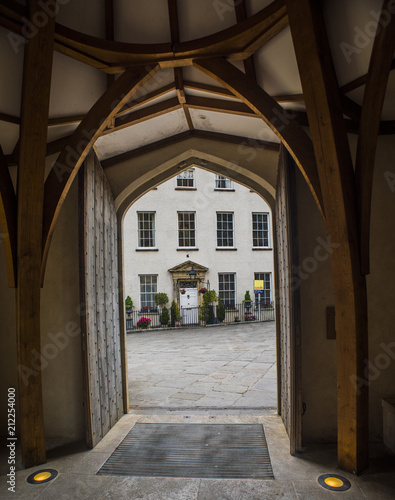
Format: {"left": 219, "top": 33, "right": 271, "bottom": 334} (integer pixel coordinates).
{"left": 218, "top": 273, "right": 236, "bottom": 307}
{"left": 178, "top": 212, "right": 196, "bottom": 247}
{"left": 138, "top": 213, "right": 155, "bottom": 247}
{"left": 215, "top": 175, "right": 232, "bottom": 189}
{"left": 254, "top": 272, "right": 271, "bottom": 305}
{"left": 140, "top": 275, "right": 157, "bottom": 309}
{"left": 217, "top": 213, "right": 234, "bottom": 247}
{"left": 177, "top": 169, "right": 195, "bottom": 187}
{"left": 252, "top": 213, "right": 269, "bottom": 247}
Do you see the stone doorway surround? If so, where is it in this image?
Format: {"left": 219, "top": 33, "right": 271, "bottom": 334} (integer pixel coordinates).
{"left": 168, "top": 260, "right": 209, "bottom": 306}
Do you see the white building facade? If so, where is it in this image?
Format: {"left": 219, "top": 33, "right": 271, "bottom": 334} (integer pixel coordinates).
{"left": 123, "top": 167, "right": 274, "bottom": 318}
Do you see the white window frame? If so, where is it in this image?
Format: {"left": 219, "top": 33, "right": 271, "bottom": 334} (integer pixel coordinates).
{"left": 215, "top": 175, "right": 233, "bottom": 190}
{"left": 216, "top": 212, "right": 235, "bottom": 248}
{"left": 252, "top": 213, "right": 270, "bottom": 248}
{"left": 178, "top": 211, "right": 197, "bottom": 248}
{"left": 254, "top": 272, "right": 272, "bottom": 305}
{"left": 137, "top": 212, "right": 156, "bottom": 249}
{"left": 139, "top": 275, "right": 158, "bottom": 311}
{"left": 176, "top": 168, "right": 195, "bottom": 188}
{"left": 218, "top": 273, "right": 236, "bottom": 308}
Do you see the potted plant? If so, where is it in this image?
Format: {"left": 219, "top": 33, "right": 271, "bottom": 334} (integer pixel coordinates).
{"left": 199, "top": 290, "right": 218, "bottom": 325}
{"left": 235, "top": 316, "right": 240, "bottom": 323}
{"left": 180, "top": 288, "right": 186, "bottom": 295}
{"left": 243, "top": 290, "right": 252, "bottom": 310}
{"left": 159, "top": 305, "right": 170, "bottom": 327}
{"left": 137, "top": 317, "right": 151, "bottom": 329}
{"left": 125, "top": 295, "right": 133, "bottom": 313}
{"left": 216, "top": 298, "right": 225, "bottom": 323}
{"left": 245, "top": 313, "right": 256, "bottom": 321}
{"left": 171, "top": 300, "right": 182, "bottom": 326}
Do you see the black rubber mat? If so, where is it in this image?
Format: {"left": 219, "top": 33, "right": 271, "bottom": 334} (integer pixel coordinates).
{"left": 97, "top": 423, "right": 274, "bottom": 480}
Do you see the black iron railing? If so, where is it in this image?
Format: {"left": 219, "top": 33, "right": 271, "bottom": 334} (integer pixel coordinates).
{"left": 125, "top": 302, "right": 275, "bottom": 331}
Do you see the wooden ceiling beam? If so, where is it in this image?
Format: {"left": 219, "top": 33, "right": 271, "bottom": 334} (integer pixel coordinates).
{"left": 106, "top": 97, "right": 181, "bottom": 134}
{"left": 105, "top": 0, "right": 115, "bottom": 87}
{"left": 340, "top": 58, "right": 395, "bottom": 95}
{"left": 101, "top": 129, "right": 280, "bottom": 168}
{"left": 355, "top": 0, "right": 395, "bottom": 275}
{"left": 0, "top": 112, "right": 20, "bottom": 125}
{"left": 0, "top": 145, "right": 16, "bottom": 287}
{"left": 1, "top": 2, "right": 287, "bottom": 69}
{"left": 233, "top": 0, "right": 257, "bottom": 81}
{"left": 116, "top": 83, "right": 175, "bottom": 116}
{"left": 186, "top": 95, "right": 258, "bottom": 117}
{"left": 286, "top": 0, "right": 368, "bottom": 474}
{"left": 41, "top": 65, "right": 160, "bottom": 280}
{"left": 193, "top": 57, "right": 324, "bottom": 216}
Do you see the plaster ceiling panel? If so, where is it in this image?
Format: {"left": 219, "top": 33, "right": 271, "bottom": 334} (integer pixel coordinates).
{"left": 0, "top": 28, "right": 24, "bottom": 116}
{"left": 114, "top": 0, "right": 170, "bottom": 43}
{"left": 185, "top": 89, "right": 240, "bottom": 102}
{"left": 47, "top": 124, "right": 78, "bottom": 143}
{"left": 323, "top": 0, "right": 383, "bottom": 87}
{"left": 95, "top": 109, "right": 190, "bottom": 160}
{"left": 254, "top": 27, "right": 303, "bottom": 96}
{"left": 128, "top": 69, "right": 175, "bottom": 104}
{"left": 0, "top": 122, "right": 19, "bottom": 155}
{"left": 189, "top": 108, "right": 280, "bottom": 143}
{"left": 246, "top": 0, "right": 279, "bottom": 16}
{"left": 49, "top": 52, "right": 106, "bottom": 118}
{"left": 183, "top": 66, "right": 229, "bottom": 88}
{"left": 177, "top": 0, "right": 236, "bottom": 42}
{"left": 56, "top": 0, "right": 105, "bottom": 38}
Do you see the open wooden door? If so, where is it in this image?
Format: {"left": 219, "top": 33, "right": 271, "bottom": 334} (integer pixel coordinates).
{"left": 79, "top": 151, "right": 124, "bottom": 448}
{"left": 274, "top": 145, "right": 302, "bottom": 455}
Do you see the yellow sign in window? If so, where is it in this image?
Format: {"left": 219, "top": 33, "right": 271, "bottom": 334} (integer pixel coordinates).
{"left": 254, "top": 280, "right": 264, "bottom": 291}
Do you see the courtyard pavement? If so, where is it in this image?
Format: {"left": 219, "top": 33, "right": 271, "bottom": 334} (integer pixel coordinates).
{"left": 127, "top": 321, "right": 277, "bottom": 413}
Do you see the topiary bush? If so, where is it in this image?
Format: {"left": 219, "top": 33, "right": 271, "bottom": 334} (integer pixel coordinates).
{"left": 155, "top": 292, "right": 169, "bottom": 307}
{"left": 171, "top": 300, "right": 181, "bottom": 322}
{"left": 217, "top": 298, "right": 225, "bottom": 323}
{"left": 160, "top": 305, "right": 170, "bottom": 326}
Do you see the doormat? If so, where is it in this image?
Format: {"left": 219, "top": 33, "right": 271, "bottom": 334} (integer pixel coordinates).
{"left": 97, "top": 423, "right": 274, "bottom": 480}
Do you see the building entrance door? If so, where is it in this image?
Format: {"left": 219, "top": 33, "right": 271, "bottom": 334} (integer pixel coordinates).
{"left": 180, "top": 287, "right": 198, "bottom": 324}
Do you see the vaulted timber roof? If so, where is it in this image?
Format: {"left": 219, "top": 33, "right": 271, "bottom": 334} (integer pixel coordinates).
{"left": 0, "top": 0, "right": 394, "bottom": 284}
{"left": 1, "top": 0, "right": 394, "bottom": 165}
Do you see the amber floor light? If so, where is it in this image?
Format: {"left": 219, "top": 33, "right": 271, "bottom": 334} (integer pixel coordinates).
{"left": 318, "top": 473, "right": 351, "bottom": 491}
{"left": 27, "top": 469, "right": 58, "bottom": 484}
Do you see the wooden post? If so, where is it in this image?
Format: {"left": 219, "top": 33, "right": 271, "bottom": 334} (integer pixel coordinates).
{"left": 17, "top": 0, "right": 55, "bottom": 467}
{"left": 286, "top": 0, "right": 369, "bottom": 473}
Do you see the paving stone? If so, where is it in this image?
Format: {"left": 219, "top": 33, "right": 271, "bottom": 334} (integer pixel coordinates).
{"left": 169, "top": 392, "right": 205, "bottom": 401}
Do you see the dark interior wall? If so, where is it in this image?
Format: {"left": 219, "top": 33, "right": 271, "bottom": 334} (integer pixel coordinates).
{"left": 0, "top": 174, "right": 83, "bottom": 444}
{"left": 365, "top": 135, "right": 395, "bottom": 442}
{"left": 0, "top": 224, "right": 17, "bottom": 436}
{"left": 41, "top": 177, "right": 84, "bottom": 444}
{"left": 295, "top": 167, "right": 337, "bottom": 444}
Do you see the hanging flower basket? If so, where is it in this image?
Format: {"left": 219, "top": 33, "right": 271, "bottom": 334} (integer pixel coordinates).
{"left": 180, "top": 288, "right": 186, "bottom": 294}
{"left": 199, "top": 287, "right": 208, "bottom": 294}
